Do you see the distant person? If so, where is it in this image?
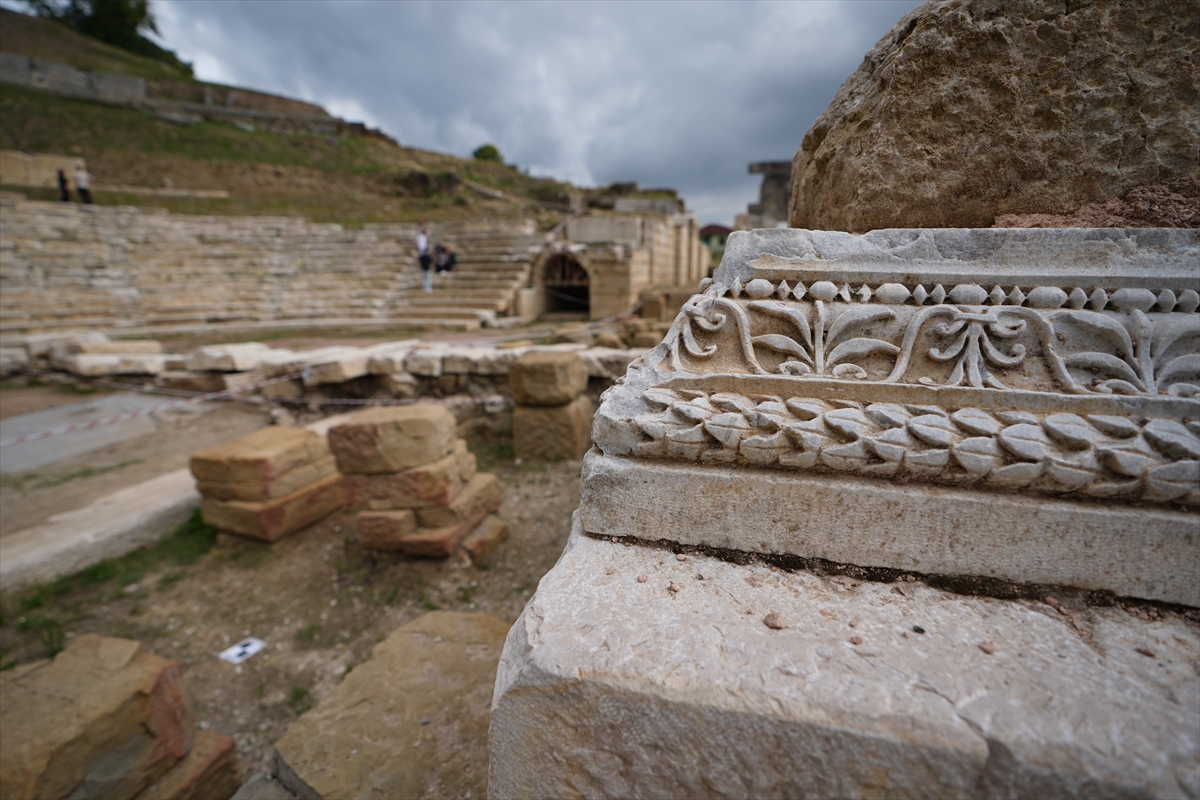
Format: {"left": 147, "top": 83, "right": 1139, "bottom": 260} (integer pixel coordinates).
{"left": 436, "top": 244, "right": 456, "bottom": 274}
{"left": 73, "top": 165, "right": 92, "bottom": 204}
{"left": 56, "top": 169, "right": 69, "bottom": 202}
{"left": 416, "top": 221, "right": 432, "bottom": 293}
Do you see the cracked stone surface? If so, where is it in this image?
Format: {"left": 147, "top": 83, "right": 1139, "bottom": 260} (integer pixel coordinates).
{"left": 490, "top": 518, "right": 1200, "bottom": 799}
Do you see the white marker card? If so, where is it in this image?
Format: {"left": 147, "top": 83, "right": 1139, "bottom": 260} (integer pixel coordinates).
{"left": 218, "top": 637, "right": 266, "bottom": 665}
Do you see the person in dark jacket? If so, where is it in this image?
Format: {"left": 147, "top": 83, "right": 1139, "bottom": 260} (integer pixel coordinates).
{"left": 57, "top": 169, "right": 70, "bottom": 202}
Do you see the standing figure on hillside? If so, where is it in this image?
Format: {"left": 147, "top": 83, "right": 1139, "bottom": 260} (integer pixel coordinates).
{"left": 416, "top": 221, "right": 432, "bottom": 293}
{"left": 73, "top": 165, "right": 92, "bottom": 204}
{"left": 56, "top": 169, "right": 70, "bottom": 202}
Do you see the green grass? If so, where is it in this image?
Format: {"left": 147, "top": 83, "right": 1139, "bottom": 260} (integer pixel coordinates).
{"left": 295, "top": 624, "right": 321, "bottom": 644}
{"left": 287, "top": 687, "right": 315, "bottom": 715}
{"left": 10, "top": 459, "right": 141, "bottom": 492}
{"left": 12, "top": 510, "right": 218, "bottom": 613}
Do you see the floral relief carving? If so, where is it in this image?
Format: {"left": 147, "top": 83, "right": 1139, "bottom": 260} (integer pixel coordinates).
{"left": 661, "top": 279, "right": 1200, "bottom": 398}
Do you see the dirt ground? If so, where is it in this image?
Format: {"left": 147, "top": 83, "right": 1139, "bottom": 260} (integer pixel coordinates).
{"left": 0, "top": 401, "right": 578, "bottom": 789}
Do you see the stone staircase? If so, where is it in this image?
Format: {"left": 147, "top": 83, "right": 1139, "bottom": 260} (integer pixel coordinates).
{"left": 0, "top": 193, "right": 543, "bottom": 339}
{"left": 401, "top": 220, "right": 544, "bottom": 326}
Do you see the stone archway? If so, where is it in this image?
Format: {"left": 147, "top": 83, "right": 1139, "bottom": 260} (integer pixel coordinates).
{"left": 541, "top": 253, "right": 590, "bottom": 314}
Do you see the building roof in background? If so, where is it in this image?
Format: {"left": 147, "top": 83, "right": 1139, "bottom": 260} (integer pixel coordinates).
{"left": 700, "top": 224, "right": 733, "bottom": 237}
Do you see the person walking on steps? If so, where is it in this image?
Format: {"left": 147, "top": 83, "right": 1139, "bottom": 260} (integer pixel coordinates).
{"left": 416, "top": 222, "right": 432, "bottom": 292}
{"left": 57, "top": 169, "right": 70, "bottom": 202}
{"left": 73, "top": 165, "right": 93, "bottom": 204}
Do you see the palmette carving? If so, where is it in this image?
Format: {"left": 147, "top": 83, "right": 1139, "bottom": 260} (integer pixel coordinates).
{"left": 626, "top": 388, "right": 1200, "bottom": 506}
{"left": 664, "top": 280, "right": 1200, "bottom": 397}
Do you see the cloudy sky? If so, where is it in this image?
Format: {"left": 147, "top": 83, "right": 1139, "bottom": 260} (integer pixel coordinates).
{"left": 148, "top": 1, "right": 919, "bottom": 225}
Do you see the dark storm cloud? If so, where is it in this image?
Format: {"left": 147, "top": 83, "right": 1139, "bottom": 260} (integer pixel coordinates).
{"left": 154, "top": 0, "right": 920, "bottom": 224}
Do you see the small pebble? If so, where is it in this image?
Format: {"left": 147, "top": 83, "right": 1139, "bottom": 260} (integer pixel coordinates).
{"left": 334, "top": 525, "right": 342, "bottom": 533}
{"left": 893, "top": 585, "right": 907, "bottom": 596}
{"left": 848, "top": 619, "right": 858, "bottom": 628}
{"left": 676, "top": 553, "right": 687, "bottom": 562}
{"left": 611, "top": 537, "right": 619, "bottom": 543}
{"left": 668, "top": 581, "right": 682, "bottom": 593}
{"left": 763, "top": 611, "right": 785, "bottom": 630}
{"left": 695, "top": 573, "right": 704, "bottom": 581}
{"left": 912, "top": 625, "right": 925, "bottom": 634}
{"left": 849, "top": 636, "right": 863, "bottom": 645}
{"left": 1135, "top": 646, "right": 1156, "bottom": 658}
{"left": 420, "top": 717, "right": 431, "bottom": 725}
{"left": 329, "top": 599, "right": 337, "bottom": 607}
{"left": 605, "top": 568, "right": 616, "bottom": 576}
{"left": 637, "top": 574, "right": 648, "bottom": 583}
{"left": 979, "top": 641, "right": 995, "bottom": 655}
{"left": 624, "top": 542, "right": 632, "bottom": 548}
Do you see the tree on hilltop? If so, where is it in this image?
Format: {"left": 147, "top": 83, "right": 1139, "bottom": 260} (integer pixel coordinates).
{"left": 29, "top": 0, "right": 193, "bottom": 76}
{"left": 472, "top": 144, "right": 503, "bottom": 164}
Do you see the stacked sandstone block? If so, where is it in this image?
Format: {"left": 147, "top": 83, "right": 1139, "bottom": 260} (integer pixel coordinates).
{"left": 191, "top": 427, "right": 344, "bottom": 541}
{"left": 0, "top": 634, "right": 242, "bottom": 800}
{"left": 329, "top": 406, "right": 507, "bottom": 560}
{"left": 511, "top": 351, "right": 593, "bottom": 461}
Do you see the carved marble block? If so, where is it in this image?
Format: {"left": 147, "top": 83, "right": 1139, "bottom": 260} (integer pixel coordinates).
{"left": 588, "top": 228, "right": 1200, "bottom": 605}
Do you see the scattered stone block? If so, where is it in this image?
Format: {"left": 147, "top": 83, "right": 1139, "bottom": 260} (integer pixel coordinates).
{"left": 366, "top": 342, "right": 419, "bottom": 375}
{"left": 260, "top": 379, "right": 304, "bottom": 400}
{"left": 200, "top": 474, "right": 343, "bottom": 542}
{"left": 355, "top": 509, "right": 418, "bottom": 550}
{"left": 404, "top": 348, "right": 443, "bottom": 377}
{"left": 461, "top": 514, "right": 508, "bottom": 566}
{"left": 63, "top": 353, "right": 170, "bottom": 376}
{"left": 156, "top": 371, "right": 226, "bottom": 394}
{"left": 186, "top": 342, "right": 271, "bottom": 372}
{"left": 136, "top": 729, "right": 242, "bottom": 800}
{"left": 24, "top": 331, "right": 108, "bottom": 360}
{"left": 300, "top": 346, "right": 371, "bottom": 386}
{"left": 579, "top": 346, "right": 648, "bottom": 379}
{"left": 509, "top": 352, "right": 589, "bottom": 405}
{"left": 490, "top": 524, "right": 1200, "bottom": 799}
{"left": 415, "top": 472, "right": 501, "bottom": 529}
{"left": 0, "top": 634, "right": 193, "bottom": 800}
{"left": 513, "top": 395, "right": 593, "bottom": 461}
{"left": 190, "top": 427, "right": 331, "bottom": 486}
{"left": 219, "top": 370, "right": 266, "bottom": 393}
{"left": 377, "top": 371, "right": 418, "bottom": 398}
{"left": 273, "top": 612, "right": 508, "bottom": 800}
{"left": 72, "top": 340, "right": 164, "bottom": 355}
{"left": 163, "top": 354, "right": 188, "bottom": 371}
{"left": 327, "top": 405, "right": 457, "bottom": 474}
{"left": 342, "top": 440, "right": 476, "bottom": 510}
{"left": 593, "top": 331, "right": 625, "bottom": 350}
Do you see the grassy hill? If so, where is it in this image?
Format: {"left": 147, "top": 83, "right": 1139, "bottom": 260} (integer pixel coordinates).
{"left": 0, "top": 9, "right": 575, "bottom": 227}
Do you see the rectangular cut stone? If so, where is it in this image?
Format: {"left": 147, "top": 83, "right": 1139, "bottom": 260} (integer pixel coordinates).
{"left": 356, "top": 509, "right": 417, "bottom": 550}
{"left": 415, "top": 472, "right": 501, "bottom": 529}
{"left": 274, "top": 612, "right": 508, "bottom": 800}
{"left": 62, "top": 353, "right": 169, "bottom": 376}
{"left": 0, "top": 634, "right": 194, "bottom": 800}
{"left": 190, "top": 427, "right": 331, "bottom": 484}
{"left": 343, "top": 440, "right": 476, "bottom": 510}
{"left": 405, "top": 349, "right": 444, "bottom": 377}
{"left": 367, "top": 341, "right": 420, "bottom": 374}
{"left": 185, "top": 342, "right": 271, "bottom": 372}
{"left": 72, "top": 340, "right": 163, "bottom": 354}
{"left": 200, "top": 473, "right": 343, "bottom": 542}
{"left": 580, "top": 451, "right": 1199, "bottom": 606}
{"left": 461, "top": 514, "right": 508, "bottom": 566}
{"left": 328, "top": 405, "right": 457, "bottom": 474}
{"left": 198, "top": 455, "right": 338, "bottom": 502}
{"left": 514, "top": 396, "right": 593, "bottom": 461}
{"left": 489, "top": 525, "right": 1200, "bottom": 799}
{"left": 509, "top": 351, "right": 589, "bottom": 405}
{"left": 301, "top": 346, "right": 371, "bottom": 386}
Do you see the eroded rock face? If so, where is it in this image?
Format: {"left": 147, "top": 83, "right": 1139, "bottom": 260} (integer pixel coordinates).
{"left": 789, "top": 0, "right": 1200, "bottom": 232}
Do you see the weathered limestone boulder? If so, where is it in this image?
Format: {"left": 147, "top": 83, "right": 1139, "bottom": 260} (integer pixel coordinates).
{"left": 190, "top": 427, "right": 333, "bottom": 501}
{"left": 357, "top": 474, "right": 501, "bottom": 557}
{"left": 157, "top": 371, "right": 227, "bottom": 394}
{"left": 415, "top": 473, "right": 501, "bottom": 529}
{"left": 0, "top": 635, "right": 194, "bottom": 800}
{"left": 509, "top": 351, "right": 589, "bottom": 406}
{"left": 71, "top": 340, "right": 163, "bottom": 355}
{"left": 355, "top": 509, "right": 417, "bottom": 550}
{"left": 490, "top": 525, "right": 1200, "bottom": 799}
{"left": 789, "top": 0, "right": 1200, "bottom": 231}
{"left": 342, "top": 440, "right": 476, "bottom": 510}
{"left": 327, "top": 405, "right": 457, "bottom": 474}
{"left": 62, "top": 353, "right": 170, "bottom": 376}
{"left": 200, "top": 474, "right": 344, "bottom": 542}
{"left": 513, "top": 395, "right": 593, "bottom": 461}
{"left": 274, "top": 612, "right": 509, "bottom": 800}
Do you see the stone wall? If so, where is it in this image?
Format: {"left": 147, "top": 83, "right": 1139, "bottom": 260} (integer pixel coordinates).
{"left": 0, "top": 50, "right": 146, "bottom": 103}
{"left": 0, "top": 194, "right": 534, "bottom": 340}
